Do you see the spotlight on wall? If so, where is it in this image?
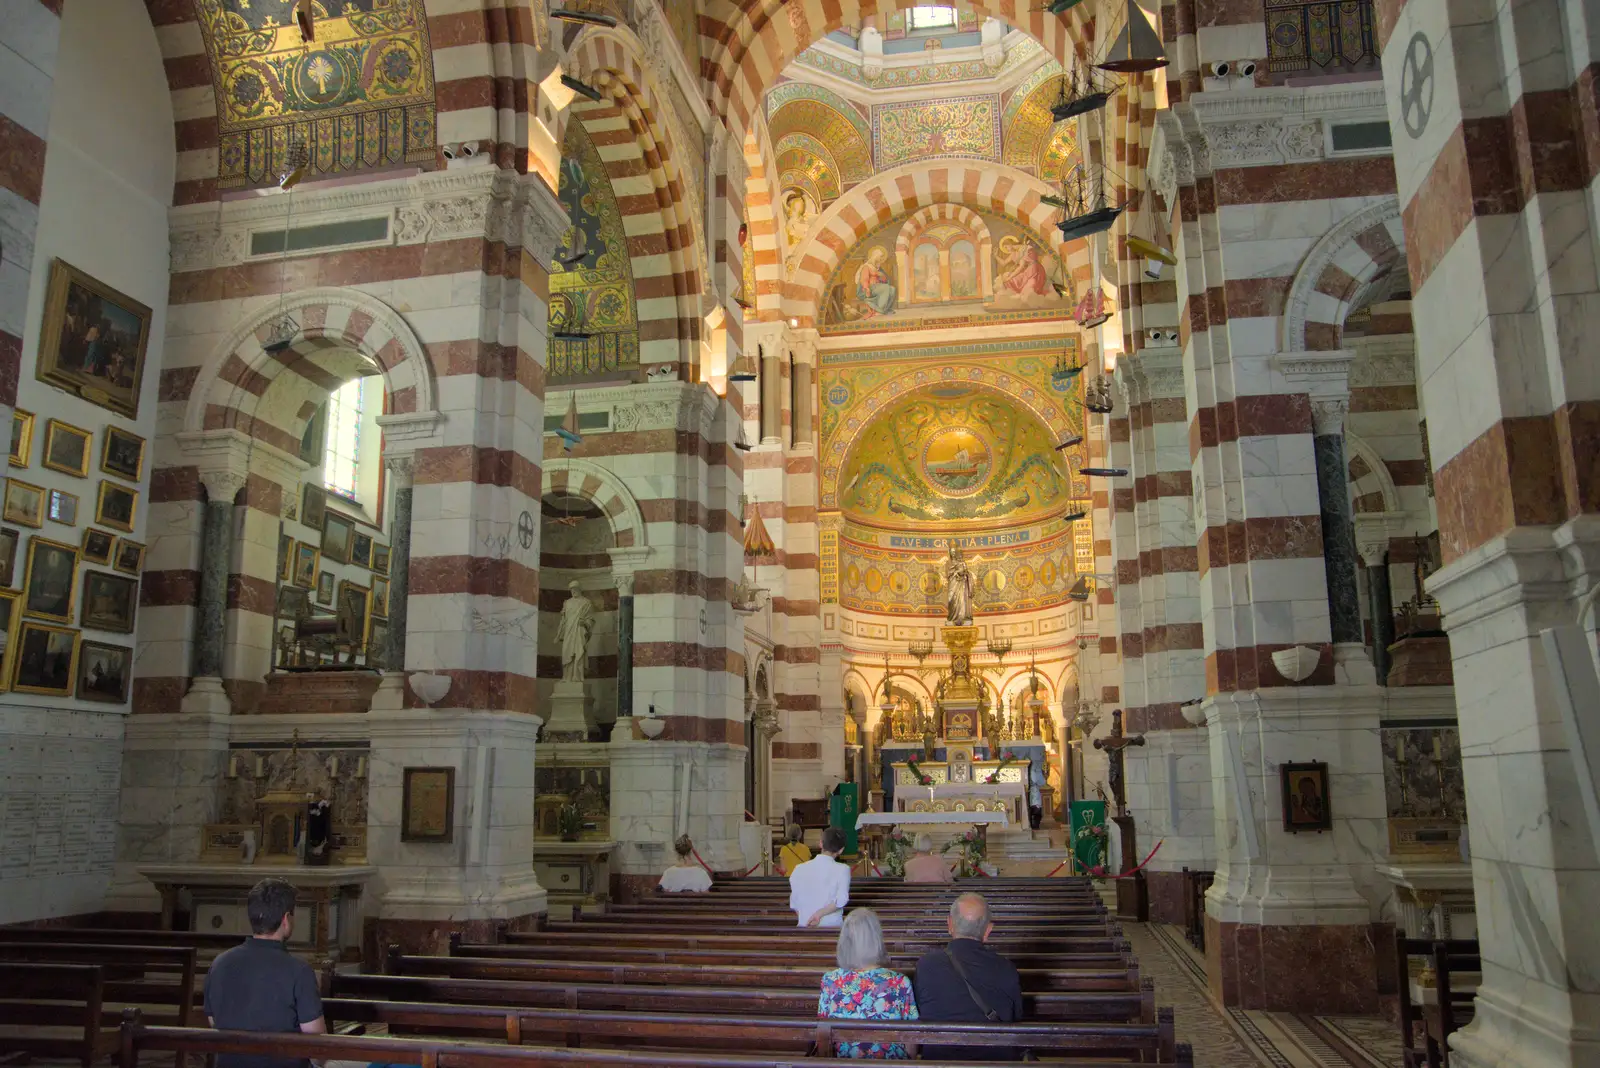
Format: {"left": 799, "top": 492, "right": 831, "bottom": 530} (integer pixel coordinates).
{"left": 1209, "top": 60, "right": 1232, "bottom": 78}
{"left": 1238, "top": 60, "right": 1258, "bottom": 77}
{"left": 551, "top": 8, "right": 619, "bottom": 25}
{"left": 561, "top": 75, "right": 603, "bottom": 102}
{"left": 1054, "top": 433, "right": 1084, "bottom": 452}
{"left": 1081, "top": 467, "right": 1130, "bottom": 477}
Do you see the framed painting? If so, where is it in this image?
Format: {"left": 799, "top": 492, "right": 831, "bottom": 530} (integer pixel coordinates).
{"left": 23, "top": 536, "right": 79, "bottom": 622}
{"left": 81, "top": 570, "right": 138, "bottom": 633}
{"left": 95, "top": 480, "right": 138, "bottom": 532}
{"left": 76, "top": 640, "right": 132, "bottom": 704}
{"left": 1281, "top": 761, "right": 1332, "bottom": 833}
{"left": 0, "top": 589, "right": 19, "bottom": 690}
{"left": 322, "top": 511, "right": 355, "bottom": 563}
{"left": 12, "top": 620, "right": 78, "bottom": 695}
{"left": 293, "top": 542, "right": 320, "bottom": 588}
{"left": 0, "top": 528, "right": 18, "bottom": 586}
{"left": 35, "top": 258, "right": 152, "bottom": 419}
{"left": 9, "top": 410, "right": 33, "bottom": 468}
{"left": 82, "top": 528, "right": 114, "bottom": 566}
{"left": 373, "top": 543, "right": 390, "bottom": 576}
{"left": 336, "top": 580, "right": 369, "bottom": 642}
{"left": 42, "top": 419, "right": 92, "bottom": 477}
{"left": 112, "top": 537, "right": 145, "bottom": 575}
{"left": 366, "top": 616, "right": 388, "bottom": 669}
{"left": 100, "top": 426, "right": 146, "bottom": 481}
{"left": 316, "top": 570, "right": 335, "bottom": 605}
{"left": 351, "top": 531, "right": 373, "bottom": 569}
{"left": 276, "top": 584, "right": 311, "bottom": 621}
{"left": 47, "top": 488, "right": 78, "bottom": 526}
{"left": 4, "top": 479, "right": 45, "bottom": 528}
{"left": 401, "top": 766, "right": 455, "bottom": 843}
{"left": 371, "top": 576, "right": 389, "bottom": 617}
{"left": 302, "top": 483, "right": 327, "bottom": 532}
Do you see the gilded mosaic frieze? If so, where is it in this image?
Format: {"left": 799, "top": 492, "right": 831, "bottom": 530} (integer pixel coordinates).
{"left": 197, "top": 0, "right": 437, "bottom": 188}
{"left": 768, "top": 92, "right": 874, "bottom": 184}
{"left": 1001, "top": 66, "right": 1081, "bottom": 181}
{"left": 838, "top": 527, "right": 1079, "bottom": 615}
{"left": 872, "top": 95, "right": 1000, "bottom": 168}
{"left": 550, "top": 119, "right": 639, "bottom": 381}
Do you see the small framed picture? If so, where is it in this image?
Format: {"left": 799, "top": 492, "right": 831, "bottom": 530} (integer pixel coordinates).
{"left": 336, "top": 579, "right": 369, "bottom": 641}
{"left": 322, "top": 511, "right": 355, "bottom": 563}
{"left": 373, "top": 543, "right": 390, "bottom": 576}
{"left": 302, "top": 483, "right": 327, "bottom": 532}
{"left": 12, "top": 620, "right": 77, "bottom": 695}
{"left": 0, "top": 528, "right": 18, "bottom": 587}
{"left": 47, "top": 488, "right": 78, "bottom": 525}
{"left": 277, "top": 533, "right": 293, "bottom": 583}
{"left": 401, "top": 766, "right": 455, "bottom": 843}
{"left": 76, "top": 640, "right": 131, "bottom": 704}
{"left": 95, "top": 480, "right": 138, "bottom": 532}
{"left": 366, "top": 615, "right": 388, "bottom": 669}
{"left": 316, "top": 570, "right": 335, "bottom": 605}
{"left": 9, "top": 410, "right": 34, "bottom": 468}
{"left": 100, "top": 426, "right": 145, "bottom": 481}
{"left": 42, "top": 419, "right": 92, "bottom": 477}
{"left": 111, "top": 538, "right": 145, "bottom": 575}
{"left": 81, "top": 570, "right": 138, "bottom": 633}
{"left": 82, "top": 528, "right": 115, "bottom": 566}
{"left": 293, "top": 542, "right": 320, "bottom": 588}
{"left": 23, "top": 536, "right": 79, "bottom": 622}
{"left": 352, "top": 532, "right": 373, "bottom": 569}
{"left": 371, "top": 576, "right": 389, "bottom": 617}
{"left": 1281, "top": 761, "right": 1332, "bottom": 833}
{"left": 4, "top": 479, "right": 46, "bottom": 528}
{"left": 276, "top": 584, "right": 311, "bottom": 621}
{"left": 0, "top": 589, "right": 20, "bottom": 690}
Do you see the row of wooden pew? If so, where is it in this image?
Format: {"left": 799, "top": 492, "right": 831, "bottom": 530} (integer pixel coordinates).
{"left": 3, "top": 874, "right": 1195, "bottom": 1065}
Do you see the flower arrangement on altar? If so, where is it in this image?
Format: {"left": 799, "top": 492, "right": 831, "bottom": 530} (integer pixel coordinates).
{"left": 904, "top": 754, "right": 933, "bottom": 786}
{"left": 941, "top": 827, "right": 989, "bottom": 878}
{"left": 883, "top": 828, "right": 914, "bottom": 877}
{"left": 985, "top": 749, "right": 1020, "bottom": 784}
{"left": 1074, "top": 819, "right": 1110, "bottom": 878}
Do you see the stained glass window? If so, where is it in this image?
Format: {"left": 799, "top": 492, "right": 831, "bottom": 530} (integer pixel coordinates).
{"left": 325, "top": 378, "right": 364, "bottom": 501}
{"left": 908, "top": 6, "right": 957, "bottom": 30}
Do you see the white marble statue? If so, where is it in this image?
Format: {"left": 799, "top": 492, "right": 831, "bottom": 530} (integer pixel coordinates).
{"left": 945, "top": 544, "right": 974, "bottom": 626}
{"left": 557, "top": 581, "right": 595, "bottom": 684}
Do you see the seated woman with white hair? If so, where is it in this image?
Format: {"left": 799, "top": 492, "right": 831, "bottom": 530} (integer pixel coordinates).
{"left": 817, "top": 908, "right": 918, "bottom": 1058}
{"left": 901, "top": 834, "right": 955, "bottom": 883}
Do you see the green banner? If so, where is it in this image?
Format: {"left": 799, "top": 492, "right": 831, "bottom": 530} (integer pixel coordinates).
{"left": 1068, "top": 800, "right": 1107, "bottom": 875}
{"left": 830, "top": 783, "right": 860, "bottom": 854}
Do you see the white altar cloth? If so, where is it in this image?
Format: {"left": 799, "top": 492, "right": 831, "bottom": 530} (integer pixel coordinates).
{"left": 856, "top": 811, "right": 1010, "bottom": 829}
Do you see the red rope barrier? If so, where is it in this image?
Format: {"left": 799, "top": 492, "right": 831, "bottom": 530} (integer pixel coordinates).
{"left": 691, "top": 848, "right": 715, "bottom": 874}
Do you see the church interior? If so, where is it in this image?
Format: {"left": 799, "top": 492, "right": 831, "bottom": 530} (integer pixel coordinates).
{"left": 0, "top": 0, "right": 1596, "bottom": 1065}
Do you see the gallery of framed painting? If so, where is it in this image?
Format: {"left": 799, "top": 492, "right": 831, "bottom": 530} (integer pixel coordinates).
{"left": 322, "top": 511, "right": 356, "bottom": 563}
{"left": 82, "top": 528, "right": 114, "bottom": 566}
{"left": 0, "top": 529, "right": 18, "bottom": 586}
{"left": 293, "top": 542, "right": 321, "bottom": 588}
{"left": 401, "top": 766, "right": 455, "bottom": 843}
{"left": 48, "top": 489, "right": 78, "bottom": 526}
{"left": 13, "top": 620, "right": 78, "bottom": 695}
{"left": 23, "top": 536, "right": 79, "bottom": 623}
{"left": 0, "top": 589, "right": 19, "bottom": 691}
{"left": 81, "top": 570, "right": 138, "bottom": 633}
{"left": 5, "top": 479, "right": 45, "bottom": 528}
{"left": 77, "top": 640, "right": 131, "bottom": 703}
{"left": 302, "top": 484, "right": 328, "bottom": 532}
{"left": 9, "top": 411, "right": 33, "bottom": 468}
{"left": 35, "top": 259, "right": 152, "bottom": 419}
{"left": 42, "top": 419, "right": 92, "bottom": 477}
{"left": 100, "top": 426, "right": 145, "bottom": 481}
{"left": 112, "top": 538, "right": 145, "bottom": 575}
{"left": 96, "top": 480, "right": 138, "bottom": 532}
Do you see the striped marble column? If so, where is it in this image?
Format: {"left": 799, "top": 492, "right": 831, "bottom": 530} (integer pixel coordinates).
{"left": 1376, "top": 2, "right": 1600, "bottom": 1063}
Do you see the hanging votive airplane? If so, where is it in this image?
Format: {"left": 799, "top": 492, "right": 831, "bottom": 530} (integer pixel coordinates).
{"left": 1097, "top": 0, "right": 1169, "bottom": 73}
{"left": 556, "top": 393, "right": 583, "bottom": 450}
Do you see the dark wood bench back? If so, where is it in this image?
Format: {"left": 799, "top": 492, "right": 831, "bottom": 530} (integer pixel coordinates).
{"left": 0, "top": 962, "right": 109, "bottom": 1068}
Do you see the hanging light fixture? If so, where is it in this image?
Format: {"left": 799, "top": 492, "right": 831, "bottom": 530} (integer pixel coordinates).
{"left": 262, "top": 140, "right": 310, "bottom": 355}
{"left": 1097, "top": 0, "right": 1169, "bottom": 73}
{"left": 1128, "top": 233, "right": 1178, "bottom": 279}
{"left": 556, "top": 392, "right": 582, "bottom": 450}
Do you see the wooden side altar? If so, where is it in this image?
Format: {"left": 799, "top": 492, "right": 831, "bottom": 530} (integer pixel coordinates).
{"left": 136, "top": 863, "right": 373, "bottom": 957}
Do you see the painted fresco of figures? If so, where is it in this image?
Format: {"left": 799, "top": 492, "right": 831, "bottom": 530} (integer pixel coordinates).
{"left": 855, "top": 246, "right": 897, "bottom": 316}
{"left": 987, "top": 235, "right": 1058, "bottom": 310}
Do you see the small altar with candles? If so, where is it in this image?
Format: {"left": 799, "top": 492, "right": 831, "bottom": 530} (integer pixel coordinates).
{"left": 890, "top": 762, "right": 1028, "bottom": 825}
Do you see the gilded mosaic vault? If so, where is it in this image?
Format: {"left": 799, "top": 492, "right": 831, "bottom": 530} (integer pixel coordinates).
{"left": 196, "top": 0, "right": 437, "bottom": 188}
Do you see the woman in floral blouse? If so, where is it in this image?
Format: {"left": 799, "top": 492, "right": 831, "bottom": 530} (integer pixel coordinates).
{"left": 817, "top": 907, "right": 919, "bottom": 1058}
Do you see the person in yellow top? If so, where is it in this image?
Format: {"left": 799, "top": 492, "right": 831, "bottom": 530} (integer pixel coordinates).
{"left": 778, "top": 824, "right": 812, "bottom": 875}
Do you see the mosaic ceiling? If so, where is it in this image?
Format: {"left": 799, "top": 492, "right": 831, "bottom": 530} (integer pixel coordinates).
{"left": 196, "top": 0, "right": 437, "bottom": 188}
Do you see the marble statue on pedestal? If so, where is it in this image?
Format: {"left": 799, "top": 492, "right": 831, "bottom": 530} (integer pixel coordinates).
{"left": 944, "top": 544, "right": 974, "bottom": 626}
{"left": 558, "top": 582, "right": 595, "bottom": 683}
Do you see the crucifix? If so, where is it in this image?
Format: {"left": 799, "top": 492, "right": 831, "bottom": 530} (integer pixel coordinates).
{"left": 1093, "top": 710, "right": 1146, "bottom": 817}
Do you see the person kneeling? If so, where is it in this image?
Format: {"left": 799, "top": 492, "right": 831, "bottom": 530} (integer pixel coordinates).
{"left": 658, "top": 834, "right": 712, "bottom": 892}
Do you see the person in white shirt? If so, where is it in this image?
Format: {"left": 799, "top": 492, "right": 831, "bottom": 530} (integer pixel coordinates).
{"left": 658, "top": 834, "right": 713, "bottom": 893}
{"left": 789, "top": 826, "right": 851, "bottom": 927}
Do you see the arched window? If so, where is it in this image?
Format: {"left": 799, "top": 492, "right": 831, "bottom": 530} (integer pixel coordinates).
{"left": 325, "top": 378, "right": 365, "bottom": 502}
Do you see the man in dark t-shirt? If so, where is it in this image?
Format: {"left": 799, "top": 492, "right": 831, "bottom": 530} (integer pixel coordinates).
{"left": 203, "top": 878, "right": 326, "bottom": 1068}
{"left": 912, "top": 893, "right": 1025, "bottom": 1061}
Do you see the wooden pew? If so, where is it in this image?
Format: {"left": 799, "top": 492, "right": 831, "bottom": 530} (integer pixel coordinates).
{"left": 1395, "top": 935, "right": 1479, "bottom": 1068}
{"left": 0, "top": 943, "right": 197, "bottom": 1028}
{"left": 0, "top": 963, "right": 111, "bottom": 1068}
{"left": 0, "top": 928, "right": 238, "bottom": 952}
{"left": 387, "top": 949, "right": 1143, "bottom": 993}
{"left": 117, "top": 1013, "right": 1194, "bottom": 1066}
{"left": 329, "top": 971, "right": 1157, "bottom": 1025}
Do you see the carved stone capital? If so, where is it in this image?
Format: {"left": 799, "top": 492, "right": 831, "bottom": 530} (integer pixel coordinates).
{"left": 1272, "top": 351, "right": 1355, "bottom": 435}
{"left": 384, "top": 454, "right": 416, "bottom": 490}
{"left": 200, "top": 470, "right": 249, "bottom": 505}
{"left": 1311, "top": 396, "right": 1351, "bottom": 436}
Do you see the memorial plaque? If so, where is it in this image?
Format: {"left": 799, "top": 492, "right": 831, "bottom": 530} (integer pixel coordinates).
{"left": 402, "top": 767, "right": 455, "bottom": 843}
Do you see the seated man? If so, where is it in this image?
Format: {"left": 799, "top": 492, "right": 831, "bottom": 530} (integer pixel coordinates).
{"left": 203, "top": 878, "right": 327, "bottom": 1068}
{"left": 901, "top": 834, "right": 954, "bottom": 883}
{"left": 912, "top": 893, "right": 1024, "bottom": 1061}
{"left": 789, "top": 826, "right": 851, "bottom": 927}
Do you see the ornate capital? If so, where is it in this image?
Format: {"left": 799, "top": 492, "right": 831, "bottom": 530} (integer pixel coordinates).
{"left": 200, "top": 470, "right": 249, "bottom": 504}
{"left": 384, "top": 454, "right": 416, "bottom": 490}
{"left": 1311, "top": 396, "right": 1350, "bottom": 435}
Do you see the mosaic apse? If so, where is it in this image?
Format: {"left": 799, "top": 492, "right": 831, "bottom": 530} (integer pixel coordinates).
{"left": 197, "top": 0, "right": 438, "bottom": 188}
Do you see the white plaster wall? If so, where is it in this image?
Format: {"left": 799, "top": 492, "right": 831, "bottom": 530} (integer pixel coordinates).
{"left": 0, "top": 0, "right": 173, "bottom": 922}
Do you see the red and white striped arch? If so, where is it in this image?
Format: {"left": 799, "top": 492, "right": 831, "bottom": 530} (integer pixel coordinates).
{"left": 780, "top": 161, "right": 1095, "bottom": 327}
{"left": 184, "top": 288, "right": 439, "bottom": 454}
{"left": 564, "top": 28, "right": 708, "bottom": 375}
{"left": 895, "top": 203, "right": 995, "bottom": 300}
{"left": 542, "top": 457, "right": 648, "bottom": 551}
{"left": 1283, "top": 199, "right": 1407, "bottom": 353}
{"left": 699, "top": 0, "right": 1103, "bottom": 142}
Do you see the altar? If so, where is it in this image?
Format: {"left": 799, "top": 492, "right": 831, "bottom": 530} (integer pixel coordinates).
{"left": 889, "top": 757, "right": 1031, "bottom": 825}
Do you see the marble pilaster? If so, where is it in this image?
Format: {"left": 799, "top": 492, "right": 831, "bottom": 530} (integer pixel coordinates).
{"left": 385, "top": 456, "right": 414, "bottom": 671}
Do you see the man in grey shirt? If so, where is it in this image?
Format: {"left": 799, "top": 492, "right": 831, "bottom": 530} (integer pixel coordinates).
{"left": 203, "top": 878, "right": 327, "bottom": 1068}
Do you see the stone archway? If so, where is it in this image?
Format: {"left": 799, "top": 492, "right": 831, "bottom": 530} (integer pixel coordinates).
{"left": 1282, "top": 198, "right": 1406, "bottom": 353}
